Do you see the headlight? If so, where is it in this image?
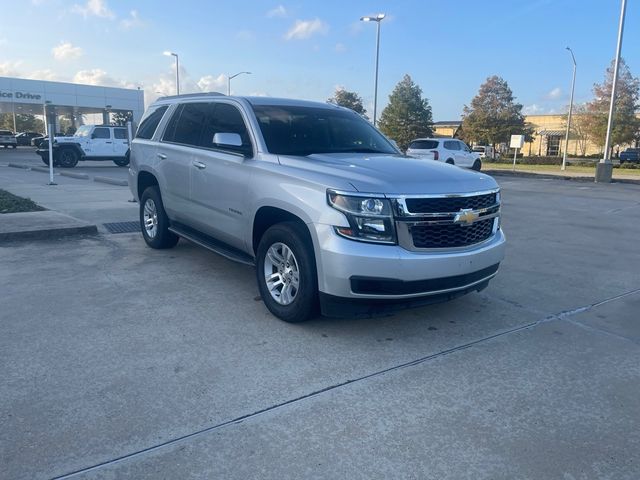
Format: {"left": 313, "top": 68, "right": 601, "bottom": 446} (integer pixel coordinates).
{"left": 327, "top": 190, "right": 396, "bottom": 244}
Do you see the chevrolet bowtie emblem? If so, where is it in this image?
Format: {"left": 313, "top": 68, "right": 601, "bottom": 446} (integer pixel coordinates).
{"left": 453, "top": 208, "right": 479, "bottom": 226}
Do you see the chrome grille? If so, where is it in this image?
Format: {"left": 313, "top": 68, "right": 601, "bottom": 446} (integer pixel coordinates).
{"left": 405, "top": 193, "right": 497, "bottom": 214}
{"left": 393, "top": 190, "right": 500, "bottom": 251}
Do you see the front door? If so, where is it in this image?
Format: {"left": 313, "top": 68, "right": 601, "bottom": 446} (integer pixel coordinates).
{"left": 87, "top": 127, "right": 113, "bottom": 156}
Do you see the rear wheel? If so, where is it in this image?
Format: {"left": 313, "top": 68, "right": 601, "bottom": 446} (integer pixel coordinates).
{"left": 140, "top": 186, "right": 179, "bottom": 249}
{"left": 472, "top": 159, "right": 482, "bottom": 171}
{"left": 113, "top": 157, "right": 129, "bottom": 167}
{"left": 57, "top": 148, "right": 79, "bottom": 168}
{"left": 256, "top": 222, "right": 318, "bottom": 323}
{"left": 446, "top": 158, "right": 454, "bottom": 165}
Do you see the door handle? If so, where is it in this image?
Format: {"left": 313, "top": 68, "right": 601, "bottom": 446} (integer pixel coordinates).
{"left": 157, "top": 153, "right": 167, "bottom": 160}
{"left": 192, "top": 161, "right": 206, "bottom": 170}
{"left": 105, "top": 141, "right": 112, "bottom": 144}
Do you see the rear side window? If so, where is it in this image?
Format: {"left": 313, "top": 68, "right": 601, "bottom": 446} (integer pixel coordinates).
{"left": 92, "top": 128, "right": 110, "bottom": 139}
{"left": 444, "top": 140, "right": 459, "bottom": 150}
{"left": 114, "top": 129, "right": 127, "bottom": 139}
{"left": 408, "top": 140, "right": 438, "bottom": 150}
{"left": 136, "top": 105, "right": 169, "bottom": 140}
{"left": 162, "top": 103, "right": 210, "bottom": 147}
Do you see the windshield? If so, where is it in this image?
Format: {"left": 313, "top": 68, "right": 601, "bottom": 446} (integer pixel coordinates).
{"left": 74, "top": 125, "right": 92, "bottom": 137}
{"left": 251, "top": 104, "right": 397, "bottom": 156}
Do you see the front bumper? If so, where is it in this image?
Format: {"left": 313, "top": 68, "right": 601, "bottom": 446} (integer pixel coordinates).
{"left": 312, "top": 223, "right": 505, "bottom": 310}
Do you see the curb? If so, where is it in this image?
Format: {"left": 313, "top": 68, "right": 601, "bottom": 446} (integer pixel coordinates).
{"left": 59, "top": 171, "right": 90, "bottom": 180}
{"left": 8, "top": 163, "right": 29, "bottom": 169}
{"left": 93, "top": 176, "right": 128, "bottom": 187}
{"left": 485, "top": 169, "right": 640, "bottom": 186}
{"left": 0, "top": 224, "right": 98, "bottom": 242}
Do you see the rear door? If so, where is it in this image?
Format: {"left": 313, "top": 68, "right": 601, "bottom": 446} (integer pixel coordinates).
{"left": 113, "top": 128, "right": 129, "bottom": 156}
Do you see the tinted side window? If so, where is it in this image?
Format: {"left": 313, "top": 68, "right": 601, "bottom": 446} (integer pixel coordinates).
{"left": 114, "top": 129, "right": 127, "bottom": 139}
{"left": 93, "top": 128, "right": 110, "bottom": 139}
{"left": 136, "top": 105, "right": 168, "bottom": 140}
{"left": 444, "top": 140, "right": 459, "bottom": 150}
{"left": 162, "top": 103, "right": 210, "bottom": 147}
{"left": 409, "top": 140, "right": 438, "bottom": 150}
{"left": 458, "top": 141, "right": 469, "bottom": 152}
{"left": 201, "top": 103, "right": 252, "bottom": 156}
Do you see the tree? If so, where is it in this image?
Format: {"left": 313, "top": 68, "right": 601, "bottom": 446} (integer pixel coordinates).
{"left": 112, "top": 110, "right": 134, "bottom": 126}
{"left": 377, "top": 74, "right": 433, "bottom": 150}
{"left": 327, "top": 88, "right": 367, "bottom": 118}
{"left": 565, "top": 104, "right": 590, "bottom": 156}
{"left": 0, "top": 113, "right": 45, "bottom": 133}
{"left": 583, "top": 58, "right": 640, "bottom": 154}
{"left": 461, "top": 75, "right": 526, "bottom": 146}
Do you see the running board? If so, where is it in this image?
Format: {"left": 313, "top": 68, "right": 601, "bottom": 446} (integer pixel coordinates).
{"left": 169, "top": 223, "right": 255, "bottom": 267}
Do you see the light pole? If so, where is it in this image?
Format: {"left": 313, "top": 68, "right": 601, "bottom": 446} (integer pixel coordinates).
{"left": 163, "top": 51, "right": 180, "bottom": 95}
{"left": 562, "top": 47, "right": 576, "bottom": 171}
{"left": 597, "top": 0, "right": 627, "bottom": 183}
{"left": 360, "top": 13, "right": 385, "bottom": 127}
{"left": 228, "top": 71, "right": 251, "bottom": 96}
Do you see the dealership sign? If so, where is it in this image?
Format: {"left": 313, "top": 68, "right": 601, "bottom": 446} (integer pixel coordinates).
{"left": 0, "top": 90, "right": 43, "bottom": 100}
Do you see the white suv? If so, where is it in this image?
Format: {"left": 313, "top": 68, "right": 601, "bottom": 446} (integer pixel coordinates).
{"left": 407, "top": 138, "right": 481, "bottom": 170}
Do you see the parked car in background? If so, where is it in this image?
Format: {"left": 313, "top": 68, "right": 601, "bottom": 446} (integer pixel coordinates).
{"left": 15, "top": 131, "right": 43, "bottom": 146}
{"left": 406, "top": 138, "right": 482, "bottom": 170}
{"left": 472, "top": 145, "right": 498, "bottom": 160}
{"left": 620, "top": 148, "right": 640, "bottom": 163}
{"left": 0, "top": 130, "right": 17, "bottom": 149}
{"left": 31, "top": 135, "right": 47, "bottom": 147}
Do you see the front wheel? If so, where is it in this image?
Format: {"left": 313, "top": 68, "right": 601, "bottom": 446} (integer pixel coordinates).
{"left": 113, "top": 157, "right": 129, "bottom": 167}
{"left": 57, "top": 148, "right": 79, "bottom": 168}
{"left": 472, "top": 159, "right": 482, "bottom": 171}
{"left": 139, "top": 186, "right": 179, "bottom": 249}
{"left": 256, "top": 222, "right": 318, "bottom": 323}
{"left": 445, "top": 158, "right": 454, "bottom": 165}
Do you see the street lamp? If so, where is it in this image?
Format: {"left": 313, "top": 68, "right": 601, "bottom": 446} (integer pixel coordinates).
{"left": 360, "top": 13, "right": 385, "bottom": 126}
{"left": 228, "top": 71, "right": 251, "bottom": 96}
{"left": 597, "top": 0, "right": 627, "bottom": 183}
{"left": 561, "top": 47, "right": 576, "bottom": 171}
{"left": 163, "top": 51, "right": 180, "bottom": 95}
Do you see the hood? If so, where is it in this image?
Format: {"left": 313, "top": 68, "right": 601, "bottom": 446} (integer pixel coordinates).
{"left": 277, "top": 153, "right": 498, "bottom": 195}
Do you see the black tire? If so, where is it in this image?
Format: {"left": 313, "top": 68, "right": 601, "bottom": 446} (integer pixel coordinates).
{"left": 139, "top": 186, "right": 179, "bottom": 249}
{"left": 256, "top": 222, "right": 318, "bottom": 323}
{"left": 57, "top": 148, "right": 79, "bottom": 168}
{"left": 472, "top": 159, "right": 482, "bottom": 171}
{"left": 40, "top": 155, "right": 59, "bottom": 167}
{"left": 113, "top": 157, "right": 129, "bottom": 167}
{"left": 11, "top": 145, "right": 16, "bottom": 149}
{"left": 445, "top": 158, "right": 454, "bottom": 165}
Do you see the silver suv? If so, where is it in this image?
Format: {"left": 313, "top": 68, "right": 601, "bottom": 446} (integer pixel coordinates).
{"left": 129, "top": 93, "right": 505, "bottom": 322}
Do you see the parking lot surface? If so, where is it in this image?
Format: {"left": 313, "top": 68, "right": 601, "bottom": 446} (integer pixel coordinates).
{"left": 1, "top": 173, "right": 639, "bottom": 479}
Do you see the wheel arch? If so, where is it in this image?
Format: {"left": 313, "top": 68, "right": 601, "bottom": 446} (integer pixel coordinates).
{"left": 137, "top": 170, "right": 159, "bottom": 201}
{"left": 252, "top": 206, "right": 311, "bottom": 255}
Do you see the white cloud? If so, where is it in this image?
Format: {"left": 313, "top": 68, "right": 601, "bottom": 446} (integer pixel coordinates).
{"left": 545, "top": 87, "right": 562, "bottom": 100}
{"left": 284, "top": 18, "right": 328, "bottom": 40}
{"left": 52, "top": 42, "right": 83, "bottom": 61}
{"left": 523, "top": 104, "right": 544, "bottom": 115}
{"left": 73, "top": 69, "right": 135, "bottom": 88}
{"left": 71, "top": 0, "right": 115, "bottom": 19}
{"left": 267, "top": 5, "right": 287, "bottom": 18}
{"left": 197, "top": 74, "right": 226, "bottom": 92}
{"left": 0, "top": 61, "right": 23, "bottom": 77}
{"left": 335, "top": 43, "right": 346, "bottom": 53}
{"left": 120, "top": 10, "right": 143, "bottom": 29}
{"left": 0, "top": 38, "right": 7, "bottom": 46}
{"left": 28, "top": 69, "right": 60, "bottom": 81}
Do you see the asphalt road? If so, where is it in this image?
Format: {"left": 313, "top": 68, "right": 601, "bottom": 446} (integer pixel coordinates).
{"left": 1, "top": 167, "right": 639, "bottom": 479}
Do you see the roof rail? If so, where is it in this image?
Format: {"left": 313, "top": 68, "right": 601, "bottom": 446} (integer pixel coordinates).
{"left": 155, "top": 92, "right": 226, "bottom": 101}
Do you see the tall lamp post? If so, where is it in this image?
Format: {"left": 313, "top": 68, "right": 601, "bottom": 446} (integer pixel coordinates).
{"left": 597, "top": 0, "right": 627, "bottom": 183}
{"left": 228, "top": 71, "right": 252, "bottom": 96}
{"left": 360, "top": 13, "right": 385, "bottom": 127}
{"left": 163, "top": 51, "right": 180, "bottom": 95}
{"left": 561, "top": 47, "right": 577, "bottom": 171}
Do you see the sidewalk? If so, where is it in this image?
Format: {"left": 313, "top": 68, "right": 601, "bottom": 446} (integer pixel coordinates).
{"left": 484, "top": 163, "right": 640, "bottom": 184}
{"left": 0, "top": 164, "right": 137, "bottom": 238}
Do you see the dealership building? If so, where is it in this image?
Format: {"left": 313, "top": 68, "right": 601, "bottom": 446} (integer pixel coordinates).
{"left": 0, "top": 76, "right": 145, "bottom": 134}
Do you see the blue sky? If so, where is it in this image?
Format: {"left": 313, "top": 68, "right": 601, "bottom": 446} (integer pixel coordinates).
{"left": 1, "top": 0, "right": 638, "bottom": 120}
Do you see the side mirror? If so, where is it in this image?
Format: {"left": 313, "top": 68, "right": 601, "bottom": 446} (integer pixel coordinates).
{"left": 213, "top": 132, "right": 242, "bottom": 147}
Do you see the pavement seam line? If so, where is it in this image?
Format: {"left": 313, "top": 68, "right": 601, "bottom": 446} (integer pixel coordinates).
{"left": 49, "top": 288, "right": 640, "bottom": 479}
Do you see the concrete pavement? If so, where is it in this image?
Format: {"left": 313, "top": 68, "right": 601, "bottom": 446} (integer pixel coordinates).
{"left": 1, "top": 176, "right": 639, "bottom": 479}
